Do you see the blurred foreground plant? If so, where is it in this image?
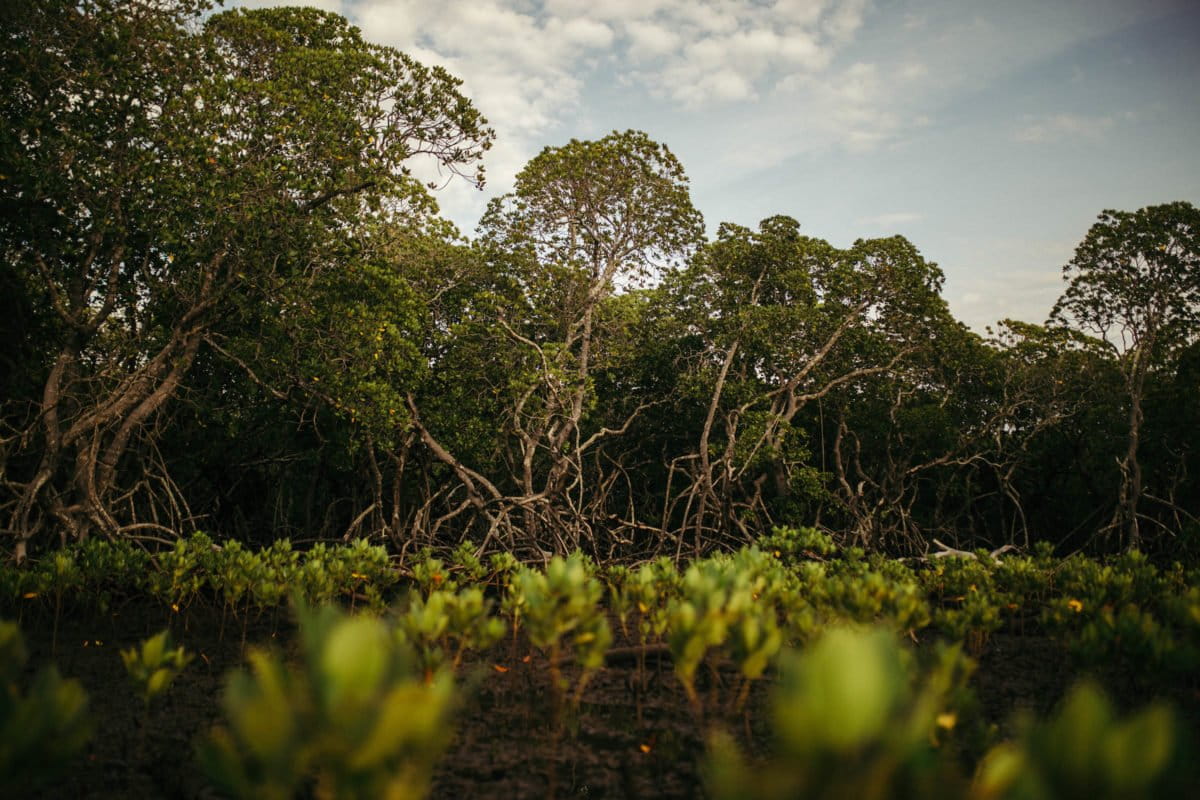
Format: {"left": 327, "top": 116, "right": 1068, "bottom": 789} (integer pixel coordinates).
{"left": 0, "top": 620, "right": 92, "bottom": 793}
{"left": 198, "top": 603, "right": 456, "bottom": 800}
{"left": 706, "top": 624, "right": 1197, "bottom": 800}
{"left": 974, "top": 681, "right": 1196, "bottom": 800}
{"left": 705, "top": 626, "right": 973, "bottom": 800}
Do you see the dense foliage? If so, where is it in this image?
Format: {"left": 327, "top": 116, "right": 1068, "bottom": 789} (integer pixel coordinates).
{"left": 3, "top": 2, "right": 1199, "bottom": 565}
{"left": 4, "top": 5, "right": 1197, "bottom": 798}
{"left": 3, "top": 531, "right": 1199, "bottom": 796}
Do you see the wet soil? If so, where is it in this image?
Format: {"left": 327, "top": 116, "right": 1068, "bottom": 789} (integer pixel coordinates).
{"left": 5, "top": 600, "right": 1196, "bottom": 799}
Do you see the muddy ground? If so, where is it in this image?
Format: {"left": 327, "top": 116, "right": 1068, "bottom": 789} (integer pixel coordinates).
{"left": 6, "top": 599, "right": 1195, "bottom": 799}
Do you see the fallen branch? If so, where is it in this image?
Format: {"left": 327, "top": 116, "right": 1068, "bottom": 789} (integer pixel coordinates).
{"left": 929, "top": 539, "right": 1018, "bottom": 564}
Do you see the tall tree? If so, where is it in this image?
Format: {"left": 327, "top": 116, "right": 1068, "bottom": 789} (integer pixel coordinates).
{"left": 663, "top": 218, "right": 947, "bottom": 551}
{"left": 409, "top": 131, "right": 704, "bottom": 555}
{"left": 0, "top": 2, "right": 491, "bottom": 559}
{"left": 818, "top": 319, "right": 1114, "bottom": 553}
{"left": 990, "top": 321, "right": 1124, "bottom": 550}
{"left": 1050, "top": 202, "right": 1200, "bottom": 549}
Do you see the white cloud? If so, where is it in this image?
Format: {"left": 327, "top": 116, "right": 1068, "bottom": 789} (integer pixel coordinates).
{"left": 351, "top": 0, "right": 597, "bottom": 225}
{"left": 759, "top": 60, "right": 917, "bottom": 160}
{"left": 285, "top": 0, "right": 883, "bottom": 228}
{"left": 697, "top": 70, "right": 756, "bottom": 104}
{"left": 624, "top": 20, "right": 681, "bottom": 58}
{"left": 350, "top": 1, "right": 873, "bottom": 117}
{"left": 1014, "top": 113, "right": 1116, "bottom": 143}
{"left": 677, "top": 3, "right": 741, "bottom": 35}
{"left": 774, "top": 0, "right": 831, "bottom": 28}
{"left": 544, "top": 0, "right": 673, "bottom": 22}
{"left": 820, "top": 0, "right": 868, "bottom": 43}
{"left": 618, "top": 1, "right": 865, "bottom": 108}
{"left": 552, "top": 16, "right": 615, "bottom": 49}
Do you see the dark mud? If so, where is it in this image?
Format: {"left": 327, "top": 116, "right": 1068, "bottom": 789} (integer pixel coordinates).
{"left": 6, "top": 601, "right": 1195, "bottom": 799}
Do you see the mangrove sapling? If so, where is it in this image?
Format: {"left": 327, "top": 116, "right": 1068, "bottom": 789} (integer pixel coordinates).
{"left": 49, "top": 550, "right": 81, "bottom": 657}
{"left": 212, "top": 540, "right": 262, "bottom": 647}
{"left": 449, "top": 540, "right": 489, "bottom": 584}
{"left": 662, "top": 548, "right": 795, "bottom": 729}
{"left": 606, "top": 562, "right": 673, "bottom": 724}
{"left": 73, "top": 538, "right": 153, "bottom": 615}
{"left": 250, "top": 539, "right": 300, "bottom": 613}
{"left": 810, "top": 563, "right": 932, "bottom": 635}
{"left": 507, "top": 554, "right": 612, "bottom": 799}
{"left": 121, "top": 630, "right": 193, "bottom": 756}
{"left": 727, "top": 607, "right": 782, "bottom": 715}
{"left": 336, "top": 539, "right": 397, "bottom": 613}
{"left": 444, "top": 588, "right": 507, "bottom": 670}
{"left": 121, "top": 630, "right": 193, "bottom": 707}
{"left": 146, "top": 532, "right": 220, "bottom": 628}
{"left": 667, "top": 568, "right": 730, "bottom": 722}
{"left": 606, "top": 564, "right": 633, "bottom": 641}
{"left": 986, "top": 555, "right": 1050, "bottom": 637}
{"left": 412, "top": 551, "right": 455, "bottom": 595}
{"left": 667, "top": 553, "right": 779, "bottom": 722}
{"left": 723, "top": 548, "right": 791, "bottom": 716}
{"left": 757, "top": 525, "right": 838, "bottom": 563}
{"left": 395, "top": 586, "right": 506, "bottom": 677}
{"left": 936, "top": 590, "right": 1003, "bottom": 657}
{"left": 509, "top": 555, "right": 612, "bottom": 709}
{"left": 300, "top": 540, "right": 395, "bottom": 612}
{"left": 487, "top": 551, "right": 520, "bottom": 591}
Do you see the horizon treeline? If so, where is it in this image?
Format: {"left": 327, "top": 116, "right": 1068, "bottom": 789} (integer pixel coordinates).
{"left": 3, "top": 2, "right": 1198, "bottom": 563}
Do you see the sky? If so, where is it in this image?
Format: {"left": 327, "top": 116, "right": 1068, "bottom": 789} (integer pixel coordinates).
{"left": 235, "top": 0, "right": 1200, "bottom": 333}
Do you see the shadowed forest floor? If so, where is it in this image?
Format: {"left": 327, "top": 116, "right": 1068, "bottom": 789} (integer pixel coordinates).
{"left": 8, "top": 601, "right": 1195, "bottom": 799}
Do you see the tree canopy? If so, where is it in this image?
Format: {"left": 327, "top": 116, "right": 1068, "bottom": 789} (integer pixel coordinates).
{"left": 2, "top": 3, "right": 1197, "bottom": 563}
{"left": 0, "top": 1, "right": 492, "bottom": 559}
{"left": 1051, "top": 201, "right": 1200, "bottom": 549}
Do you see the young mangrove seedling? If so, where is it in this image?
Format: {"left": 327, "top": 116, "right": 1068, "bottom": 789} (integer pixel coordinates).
{"left": 508, "top": 553, "right": 613, "bottom": 709}
{"left": 121, "top": 629, "right": 193, "bottom": 707}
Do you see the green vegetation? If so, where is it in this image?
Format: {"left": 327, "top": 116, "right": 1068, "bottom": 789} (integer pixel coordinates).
{"left": 3, "top": 4, "right": 1198, "bottom": 564}
{"left": 507, "top": 554, "right": 612, "bottom": 705}
{"left": 3, "top": 535, "right": 1199, "bottom": 796}
{"left": 2, "top": 1, "right": 1199, "bottom": 797}
{"left": 0, "top": 620, "right": 92, "bottom": 794}
{"left": 8, "top": 528, "right": 1195, "bottom": 681}
{"left": 121, "top": 630, "right": 193, "bottom": 707}
{"left": 198, "top": 604, "right": 457, "bottom": 800}
{"left": 2, "top": 532, "right": 1200, "bottom": 796}
{"left": 709, "top": 628, "right": 1196, "bottom": 800}
{"left": 705, "top": 627, "right": 974, "bottom": 800}
{"left": 974, "top": 681, "right": 1195, "bottom": 799}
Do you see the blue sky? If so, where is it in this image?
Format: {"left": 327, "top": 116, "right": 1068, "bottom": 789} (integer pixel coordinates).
{"left": 238, "top": 0, "right": 1200, "bottom": 332}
